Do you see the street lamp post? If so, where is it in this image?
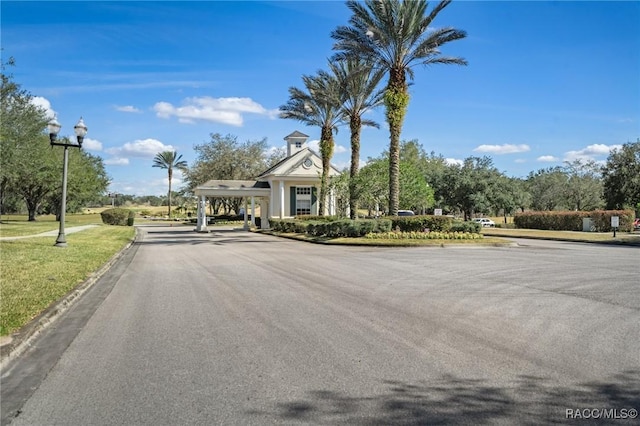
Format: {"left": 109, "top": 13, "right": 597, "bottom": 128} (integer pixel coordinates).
{"left": 48, "top": 117, "right": 88, "bottom": 247}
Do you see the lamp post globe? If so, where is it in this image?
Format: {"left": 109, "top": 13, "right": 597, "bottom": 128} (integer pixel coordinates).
{"left": 74, "top": 117, "right": 88, "bottom": 146}
{"left": 49, "top": 117, "right": 87, "bottom": 247}
{"left": 48, "top": 118, "right": 62, "bottom": 143}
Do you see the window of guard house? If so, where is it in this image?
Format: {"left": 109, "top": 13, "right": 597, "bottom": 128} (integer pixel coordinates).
{"left": 295, "top": 141, "right": 302, "bottom": 148}
{"left": 296, "top": 186, "right": 312, "bottom": 215}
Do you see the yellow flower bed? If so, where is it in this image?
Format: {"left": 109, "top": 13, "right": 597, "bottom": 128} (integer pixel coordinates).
{"left": 364, "top": 231, "right": 483, "bottom": 240}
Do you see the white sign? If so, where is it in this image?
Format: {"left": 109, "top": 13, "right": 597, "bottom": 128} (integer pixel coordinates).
{"left": 611, "top": 216, "right": 619, "bottom": 228}
{"left": 434, "top": 209, "right": 443, "bottom": 216}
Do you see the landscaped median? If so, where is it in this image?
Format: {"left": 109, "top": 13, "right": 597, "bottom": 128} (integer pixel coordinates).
{"left": 261, "top": 216, "right": 510, "bottom": 247}
{"left": 0, "top": 225, "right": 136, "bottom": 337}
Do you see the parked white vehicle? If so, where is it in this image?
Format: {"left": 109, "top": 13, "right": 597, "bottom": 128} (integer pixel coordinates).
{"left": 472, "top": 218, "right": 495, "bottom": 227}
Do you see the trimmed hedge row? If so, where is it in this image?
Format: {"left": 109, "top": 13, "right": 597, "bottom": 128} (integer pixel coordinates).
{"left": 450, "top": 221, "right": 482, "bottom": 233}
{"left": 514, "top": 210, "right": 634, "bottom": 232}
{"left": 389, "top": 215, "right": 454, "bottom": 232}
{"left": 270, "top": 218, "right": 392, "bottom": 237}
{"left": 269, "top": 216, "right": 482, "bottom": 238}
{"left": 100, "top": 208, "right": 135, "bottom": 226}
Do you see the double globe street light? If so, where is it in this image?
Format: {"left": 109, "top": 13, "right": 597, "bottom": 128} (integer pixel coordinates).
{"left": 48, "top": 117, "right": 88, "bottom": 247}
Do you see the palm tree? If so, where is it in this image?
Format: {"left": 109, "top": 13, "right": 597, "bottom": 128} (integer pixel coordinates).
{"left": 332, "top": 0, "right": 467, "bottom": 215}
{"left": 280, "top": 70, "right": 344, "bottom": 216}
{"left": 152, "top": 150, "right": 187, "bottom": 218}
{"left": 330, "top": 58, "right": 386, "bottom": 219}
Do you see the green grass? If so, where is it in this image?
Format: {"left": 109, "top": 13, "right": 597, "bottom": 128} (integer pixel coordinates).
{"left": 481, "top": 227, "right": 640, "bottom": 245}
{"left": 0, "top": 214, "right": 103, "bottom": 237}
{"left": 0, "top": 225, "right": 135, "bottom": 336}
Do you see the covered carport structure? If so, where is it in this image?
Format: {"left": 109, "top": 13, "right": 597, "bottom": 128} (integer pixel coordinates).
{"left": 194, "top": 180, "right": 270, "bottom": 232}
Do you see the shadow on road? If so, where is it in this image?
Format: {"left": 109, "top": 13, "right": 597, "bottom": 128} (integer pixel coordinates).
{"left": 249, "top": 371, "right": 640, "bottom": 424}
{"left": 135, "top": 229, "right": 279, "bottom": 246}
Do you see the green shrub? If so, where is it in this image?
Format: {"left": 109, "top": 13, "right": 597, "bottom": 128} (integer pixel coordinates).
{"left": 270, "top": 219, "right": 308, "bottom": 234}
{"left": 589, "top": 210, "right": 634, "bottom": 232}
{"left": 100, "top": 208, "right": 132, "bottom": 226}
{"left": 389, "top": 215, "right": 453, "bottom": 232}
{"left": 127, "top": 210, "right": 135, "bottom": 226}
{"left": 450, "top": 221, "right": 481, "bottom": 233}
{"left": 269, "top": 218, "right": 392, "bottom": 238}
{"left": 514, "top": 210, "right": 635, "bottom": 231}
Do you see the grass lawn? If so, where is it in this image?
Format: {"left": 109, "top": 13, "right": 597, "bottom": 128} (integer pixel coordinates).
{"left": 0, "top": 225, "right": 135, "bottom": 336}
{"left": 482, "top": 227, "right": 640, "bottom": 245}
{"left": 0, "top": 214, "right": 103, "bottom": 238}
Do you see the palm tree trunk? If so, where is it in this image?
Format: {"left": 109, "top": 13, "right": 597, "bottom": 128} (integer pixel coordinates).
{"left": 349, "top": 116, "right": 362, "bottom": 220}
{"left": 168, "top": 169, "right": 172, "bottom": 218}
{"left": 319, "top": 125, "right": 335, "bottom": 216}
{"left": 385, "top": 68, "right": 409, "bottom": 216}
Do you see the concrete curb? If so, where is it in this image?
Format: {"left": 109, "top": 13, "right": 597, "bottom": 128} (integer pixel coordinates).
{"left": 255, "top": 230, "right": 517, "bottom": 248}
{"left": 0, "top": 230, "right": 138, "bottom": 366}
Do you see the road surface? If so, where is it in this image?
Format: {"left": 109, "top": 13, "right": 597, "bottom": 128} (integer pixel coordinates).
{"left": 2, "top": 226, "right": 638, "bottom": 425}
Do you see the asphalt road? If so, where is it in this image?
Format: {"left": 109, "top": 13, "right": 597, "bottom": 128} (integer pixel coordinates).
{"left": 2, "top": 226, "right": 639, "bottom": 425}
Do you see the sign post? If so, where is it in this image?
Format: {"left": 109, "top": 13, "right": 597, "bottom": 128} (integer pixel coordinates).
{"left": 611, "top": 216, "right": 619, "bottom": 238}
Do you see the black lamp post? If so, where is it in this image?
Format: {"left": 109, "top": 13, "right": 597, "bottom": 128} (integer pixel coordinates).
{"left": 48, "top": 117, "right": 88, "bottom": 247}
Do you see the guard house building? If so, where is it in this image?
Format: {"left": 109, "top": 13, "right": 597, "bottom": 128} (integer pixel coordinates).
{"left": 193, "top": 131, "right": 341, "bottom": 231}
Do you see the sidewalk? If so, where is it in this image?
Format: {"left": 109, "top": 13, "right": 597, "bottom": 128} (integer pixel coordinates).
{"left": 0, "top": 225, "right": 100, "bottom": 241}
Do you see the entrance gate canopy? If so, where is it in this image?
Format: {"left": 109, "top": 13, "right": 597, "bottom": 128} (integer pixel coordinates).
{"left": 194, "top": 180, "right": 270, "bottom": 197}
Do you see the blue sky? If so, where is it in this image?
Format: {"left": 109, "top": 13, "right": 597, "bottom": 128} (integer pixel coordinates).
{"left": 2, "top": 0, "right": 638, "bottom": 196}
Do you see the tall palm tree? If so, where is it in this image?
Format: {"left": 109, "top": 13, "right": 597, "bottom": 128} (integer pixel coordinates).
{"left": 330, "top": 58, "right": 386, "bottom": 219}
{"left": 332, "top": 0, "right": 467, "bottom": 215}
{"left": 280, "top": 70, "right": 344, "bottom": 216}
{"left": 152, "top": 150, "right": 187, "bottom": 218}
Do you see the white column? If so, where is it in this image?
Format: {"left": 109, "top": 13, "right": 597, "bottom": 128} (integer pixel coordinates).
{"left": 197, "top": 195, "right": 208, "bottom": 232}
{"left": 250, "top": 197, "right": 255, "bottom": 226}
{"left": 279, "top": 180, "right": 285, "bottom": 219}
{"left": 270, "top": 185, "right": 274, "bottom": 218}
{"left": 329, "top": 188, "right": 335, "bottom": 216}
{"left": 196, "top": 195, "right": 202, "bottom": 230}
{"left": 243, "top": 198, "right": 249, "bottom": 230}
{"left": 260, "top": 198, "right": 269, "bottom": 229}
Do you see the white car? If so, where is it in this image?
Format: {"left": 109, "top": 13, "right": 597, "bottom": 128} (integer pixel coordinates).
{"left": 472, "top": 218, "right": 495, "bottom": 227}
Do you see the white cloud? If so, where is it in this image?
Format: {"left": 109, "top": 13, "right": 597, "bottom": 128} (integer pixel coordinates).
{"left": 307, "top": 139, "right": 320, "bottom": 151}
{"left": 563, "top": 144, "right": 622, "bottom": 162}
{"left": 104, "top": 138, "right": 175, "bottom": 166}
{"left": 537, "top": 155, "right": 559, "bottom": 162}
{"left": 445, "top": 158, "right": 464, "bottom": 166}
{"left": 106, "top": 138, "right": 175, "bottom": 158}
{"left": 104, "top": 157, "right": 130, "bottom": 166}
{"left": 82, "top": 137, "right": 102, "bottom": 151}
{"left": 473, "top": 144, "right": 530, "bottom": 154}
{"left": 115, "top": 105, "right": 141, "bottom": 113}
{"left": 330, "top": 160, "right": 350, "bottom": 172}
{"left": 31, "top": 96, "right": 56, "bottom": 119}
{"left": 514, "top": 158, "right": 527, "bottom": 164}
{"left": 306, "top": 139, "right": 347, "bottom": 154}
{"left": 153, "top": 96, "right": 279, "bottom": 126}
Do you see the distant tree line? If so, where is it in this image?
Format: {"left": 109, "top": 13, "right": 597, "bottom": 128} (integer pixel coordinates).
{"left": 329, "top": 139, "right": 640, "bottom": 220}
